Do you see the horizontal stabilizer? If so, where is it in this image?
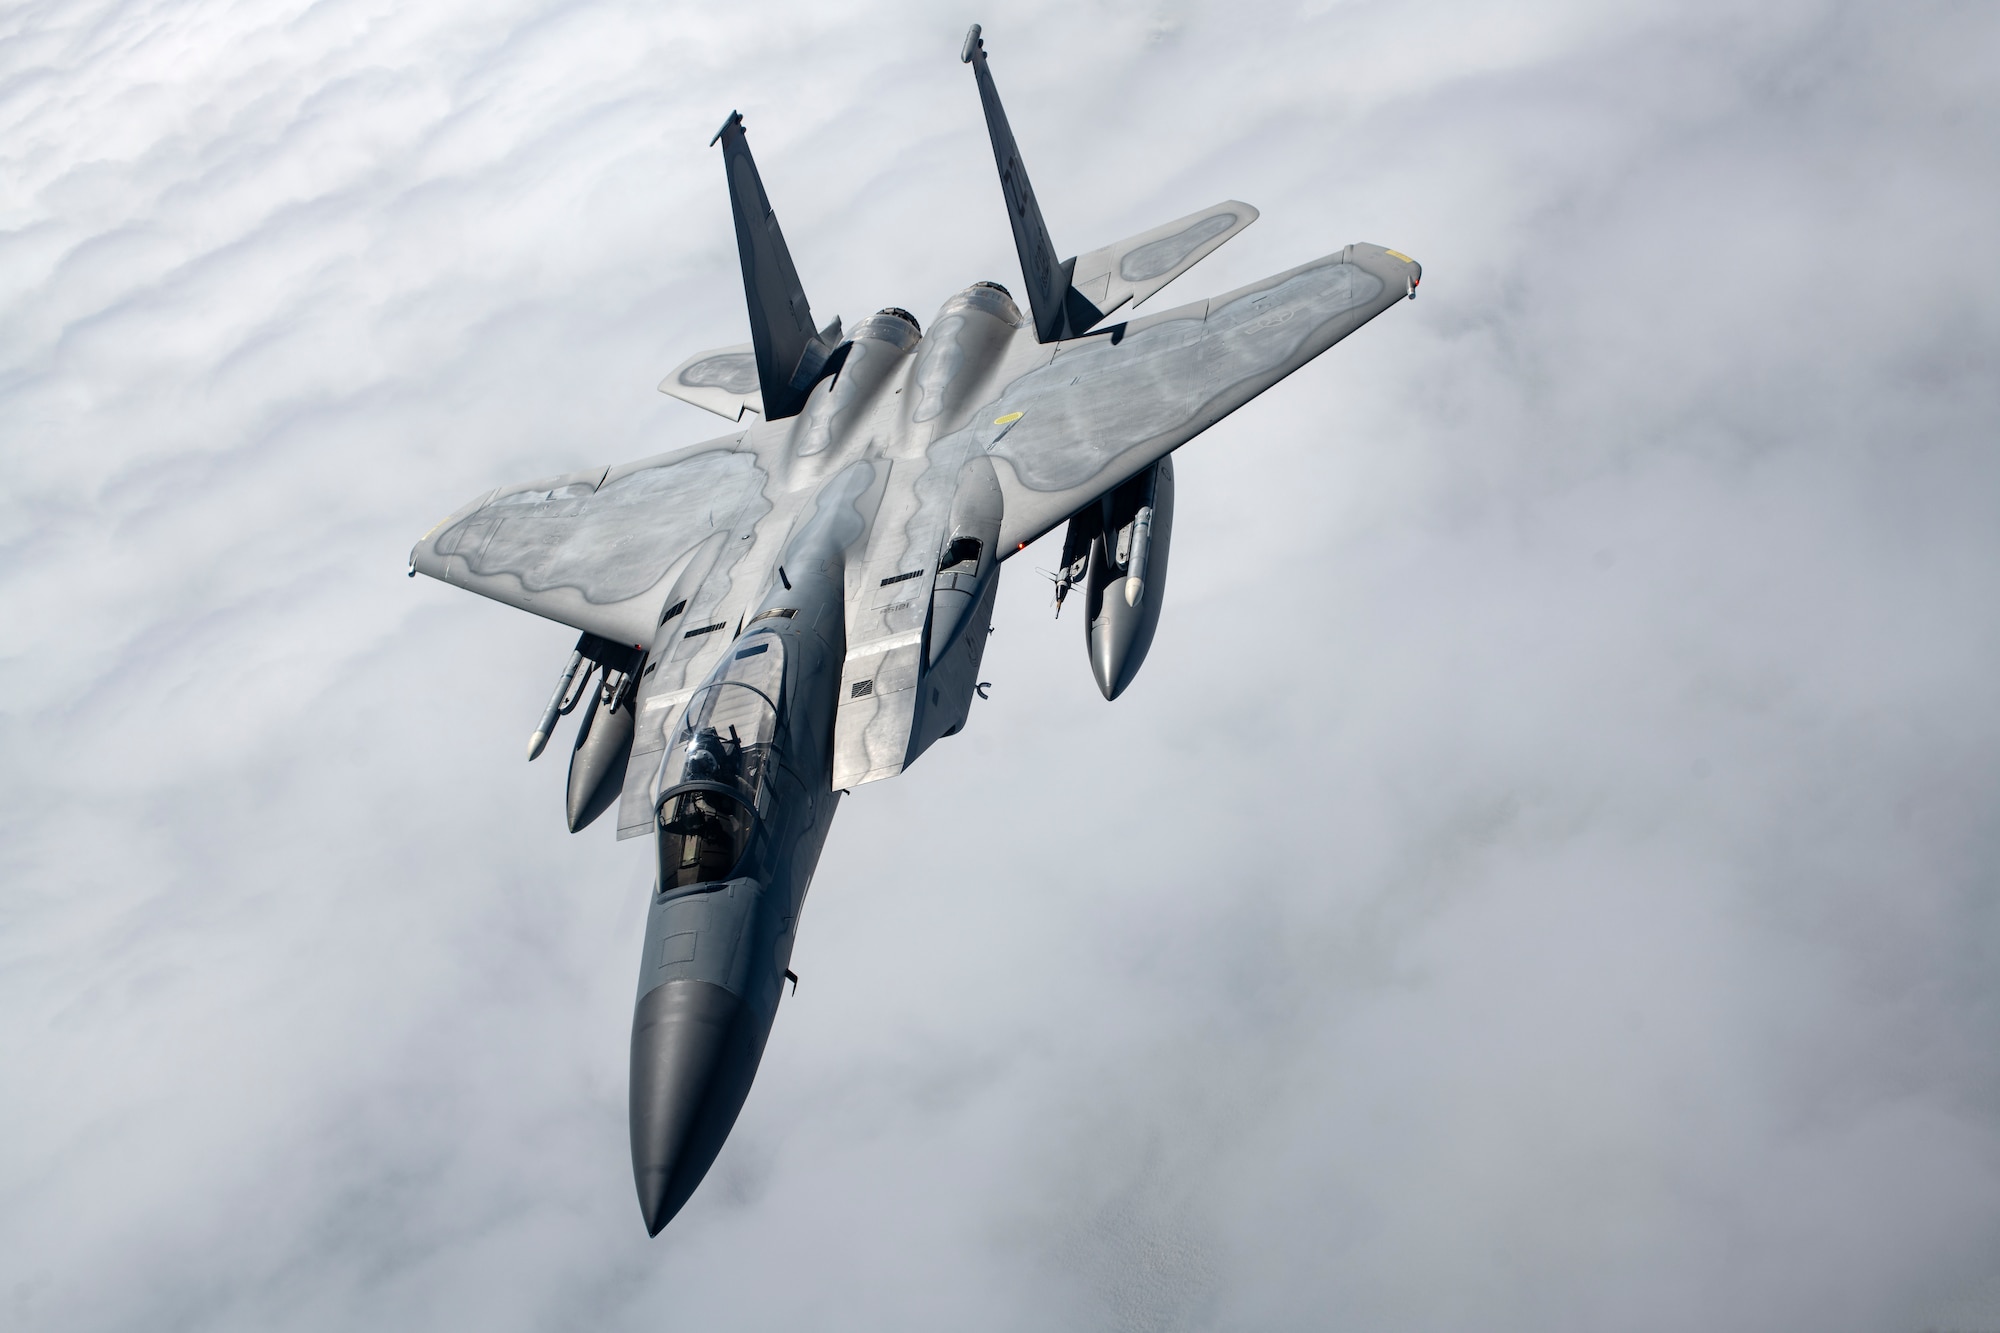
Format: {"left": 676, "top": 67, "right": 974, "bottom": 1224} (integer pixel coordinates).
{"left": 1069, "top": 200, "right": 1259, "bottom": 320}
{"left": 657, "top": 344, "right": 762, "bottom": 422}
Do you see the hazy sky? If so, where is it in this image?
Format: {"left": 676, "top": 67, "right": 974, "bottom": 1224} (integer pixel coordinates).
{"left": 4, "top": 0, "right": 1998, "bottom": 1329}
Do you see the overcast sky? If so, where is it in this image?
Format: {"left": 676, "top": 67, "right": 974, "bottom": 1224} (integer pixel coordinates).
{"left": 4, "top": 0, "right": 1999, "bottom": 1329}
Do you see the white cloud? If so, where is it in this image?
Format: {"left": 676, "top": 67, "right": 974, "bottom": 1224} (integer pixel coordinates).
{"left": 3, "top": 0, "right": 1998, "bottom": 1329}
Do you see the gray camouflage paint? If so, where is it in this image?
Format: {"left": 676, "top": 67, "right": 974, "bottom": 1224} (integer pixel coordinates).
{"left": 1121, "top": 211, "right": 1240, "bottom": 282}
{"left": 678, "top": 352, "right": 760, "bottom": 394}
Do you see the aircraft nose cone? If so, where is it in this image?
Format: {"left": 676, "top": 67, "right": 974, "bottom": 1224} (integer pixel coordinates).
{"left": 630, "top": 978, "right": 743, "bottom": 1235}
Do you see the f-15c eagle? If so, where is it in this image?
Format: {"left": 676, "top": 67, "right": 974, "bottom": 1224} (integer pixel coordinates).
{"left": 410, "top": 24, "right": 1421, "bottom": 1234}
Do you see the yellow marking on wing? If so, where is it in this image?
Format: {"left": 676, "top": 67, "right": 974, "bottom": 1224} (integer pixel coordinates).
{"left": 1382, "top": 248, "right": 1414, "bottom": 264}
{"left": 993, "top": 411, "right": 1024, "bottom": 426}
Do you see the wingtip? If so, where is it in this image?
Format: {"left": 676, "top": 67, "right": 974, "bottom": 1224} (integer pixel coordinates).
{"left": 961, "top": 23, "right": 982, "bottom": 63}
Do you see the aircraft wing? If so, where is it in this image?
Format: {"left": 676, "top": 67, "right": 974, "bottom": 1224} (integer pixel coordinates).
{"left": 980, "top": 243, "right": 1420, "bottom": 554}
{"left": 409, "top": 433, "right": 776, "bottom": 650}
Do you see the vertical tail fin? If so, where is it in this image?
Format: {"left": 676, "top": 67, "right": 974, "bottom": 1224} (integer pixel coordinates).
{"left": 711, "top": 112, "right": 841, "bottom": 420}
{"left": 961, "top": 26, "right": 1104, "bottom": 342}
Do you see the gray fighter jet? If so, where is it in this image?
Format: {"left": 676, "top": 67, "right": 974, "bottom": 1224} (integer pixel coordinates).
{"left": 410, "top": 25, "right": 1420, "bottom": 1235}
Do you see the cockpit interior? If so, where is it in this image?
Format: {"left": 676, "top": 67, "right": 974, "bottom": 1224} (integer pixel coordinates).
{"left": 654, "top": 635, "right": 786, "bottom": 889}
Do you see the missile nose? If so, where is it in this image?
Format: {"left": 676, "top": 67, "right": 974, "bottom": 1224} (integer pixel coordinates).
{"left": 630, "top": 979, "right": 743, "bottom": 1235}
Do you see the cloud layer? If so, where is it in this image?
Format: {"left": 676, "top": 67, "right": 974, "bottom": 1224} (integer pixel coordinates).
{"left": 4, "top": 0, "right": 1998, "bottom": 1329}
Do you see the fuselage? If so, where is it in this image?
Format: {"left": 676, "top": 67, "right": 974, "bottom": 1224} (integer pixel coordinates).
{"left": 628, "top": 290, "right": 1028, "bottom": 1233}
{"left": 628, "top": 550, "right": 843, "bottom": 1234}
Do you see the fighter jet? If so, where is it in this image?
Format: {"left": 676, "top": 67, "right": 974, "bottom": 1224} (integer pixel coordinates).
{"left": 410, "top": 25, "right": 1420, "bottom": 1235}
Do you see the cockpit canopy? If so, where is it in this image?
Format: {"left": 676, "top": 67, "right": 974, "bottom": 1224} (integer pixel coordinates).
{"left": 654, "top": 635, "right": 786, "bottom": 889}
